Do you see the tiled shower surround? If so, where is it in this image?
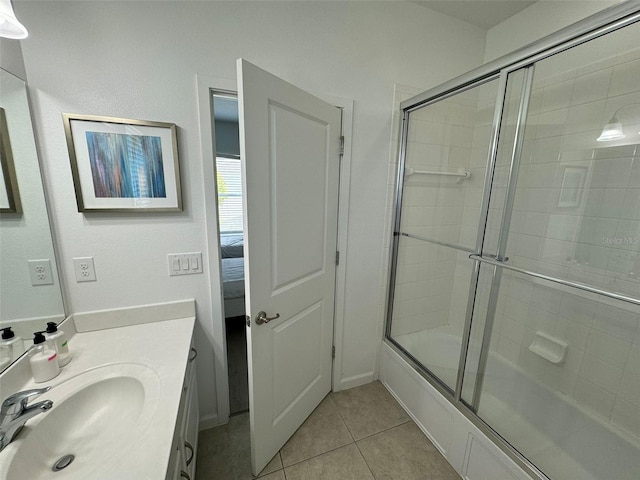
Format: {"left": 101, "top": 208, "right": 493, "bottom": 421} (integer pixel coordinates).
{"left": 388, "top": 40, "right": 640, "bottom": 442}
{"left": 481, "top": 45, "right": 640, "bottom": 439}
{"left": 391, "top": 80, "right": 497, "bottom": 338}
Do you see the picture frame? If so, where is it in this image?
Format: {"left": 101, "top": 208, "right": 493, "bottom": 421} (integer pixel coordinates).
{"left": 62, "top": 113, "right": 182, "bottom": 212}
{"left": 0, "top": 107, "right": 22, "bottom": 214}
{"left": 558, "top": 166, "right": 587, "bottom": 208}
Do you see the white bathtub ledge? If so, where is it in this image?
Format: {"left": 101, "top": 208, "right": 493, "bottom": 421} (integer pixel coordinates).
{"left": 380, "top": 341, "right": 532, "bottom": 480}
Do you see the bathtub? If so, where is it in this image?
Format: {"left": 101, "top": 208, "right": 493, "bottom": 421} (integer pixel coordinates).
{"left": 392, "top": 330, "right": 640, "bottom": 480}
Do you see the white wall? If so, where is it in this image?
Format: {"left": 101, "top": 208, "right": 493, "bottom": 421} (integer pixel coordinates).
{"left": 16, "top": 0, "right": 487, "bottom": 423}
{"left": 484, "top": 0, "right": 623, "bottom": 62}
{"left": 0, "top": 38, "right": 26, "bottom": 80}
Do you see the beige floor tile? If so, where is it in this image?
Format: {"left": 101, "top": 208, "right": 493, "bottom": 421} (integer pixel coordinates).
{"left": 284, "top": 444, "right": 374, "bottom": 480}
{"left": 196, "top": 413, "right": 282, "bottom": 479}
{"left": 281, "top": 395, "right": 353, "bottom": 467}
{"left": 357, "top": 422, "right": 460, "bottom": 480}
{"left": 260, "top": 453, "right": 283, "bottom": 476}
{"left": 331, "top": 381, "right": 410, "bottom": 440}
{"left": 257, "top": 470, "right": 286, "bottom": 480}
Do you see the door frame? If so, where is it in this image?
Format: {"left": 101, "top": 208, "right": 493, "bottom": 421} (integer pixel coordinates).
{"left": 196, "top": 73, "right": 353, "bottom": 428}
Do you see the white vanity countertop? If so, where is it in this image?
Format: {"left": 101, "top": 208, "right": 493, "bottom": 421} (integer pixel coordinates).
{"left": 1, "top": 315, "right": 195, "bottom": 480}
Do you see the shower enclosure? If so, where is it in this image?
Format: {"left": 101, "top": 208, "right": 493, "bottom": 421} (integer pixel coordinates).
{"left": 385, "top": 4, "right": 640, "bottom": 480}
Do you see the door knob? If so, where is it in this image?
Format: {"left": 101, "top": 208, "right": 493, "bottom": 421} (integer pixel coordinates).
{"left": 255, "top": 311, "right": 280, "bottom": 325}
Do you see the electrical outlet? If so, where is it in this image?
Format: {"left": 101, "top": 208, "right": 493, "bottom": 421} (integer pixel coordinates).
{"left": 28, "top": 259, "right": 54, "bottom": 286}
{"left": 73, "top": 256, "right": 97, "bottom": 282}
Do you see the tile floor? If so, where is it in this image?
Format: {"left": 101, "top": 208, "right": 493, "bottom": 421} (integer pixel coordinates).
{"left": 196, "top": 381, "right": 460, "bottom": 480}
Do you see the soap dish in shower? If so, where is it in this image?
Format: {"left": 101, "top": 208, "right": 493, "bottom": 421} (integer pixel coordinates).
{"left": 528, "top": 331, "right": 568, "bottom": 364}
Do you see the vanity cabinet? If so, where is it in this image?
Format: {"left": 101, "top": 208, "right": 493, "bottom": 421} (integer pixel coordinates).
{"left": 167, "top": 346, "right": 199, "bottom": 480}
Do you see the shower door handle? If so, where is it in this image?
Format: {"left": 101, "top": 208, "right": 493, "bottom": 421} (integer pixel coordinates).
{"left": 255, "top": 311, "right": 280, "bottom": 325}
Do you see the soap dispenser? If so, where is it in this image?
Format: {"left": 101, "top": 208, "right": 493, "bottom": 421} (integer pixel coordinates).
{"left": 44, "top": 322, "right": 70, "bottom": 366}
{"left": 0, "top": 327, "right": 26, "bottom": 365}
{"left": 29, "top": 331, "right": 60, "bottom": 383}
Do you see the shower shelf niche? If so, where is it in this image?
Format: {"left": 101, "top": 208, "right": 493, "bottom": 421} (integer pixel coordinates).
{"left": 528, "top": 331, "right": 568, "bottom": 364}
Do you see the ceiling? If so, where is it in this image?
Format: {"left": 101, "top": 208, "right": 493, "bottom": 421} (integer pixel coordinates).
{"left": 412, "top": 0, "right": 537, "bottom": 30}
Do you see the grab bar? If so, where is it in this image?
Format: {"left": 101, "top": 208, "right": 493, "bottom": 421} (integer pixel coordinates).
{"left": 469, "top": 254, "right": 640, "bottom": 306}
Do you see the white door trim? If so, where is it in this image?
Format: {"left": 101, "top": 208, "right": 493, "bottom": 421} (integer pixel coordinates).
{"left": 313, "top": 93, "right": 353, "bottom": 394}
{"left": 196, "top": 74, "right": 236, "bottom": 429}
{"left": 196, "top": 74, "right": 353, "bottom": 426}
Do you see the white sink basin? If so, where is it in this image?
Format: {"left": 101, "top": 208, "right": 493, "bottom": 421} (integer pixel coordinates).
{"left": 1, "top": 363, "right": 160, "bottom": 480}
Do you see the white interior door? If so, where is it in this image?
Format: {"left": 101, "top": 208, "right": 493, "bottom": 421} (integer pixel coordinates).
{"left": 237, "top": 59, "right": 342, "bottom": 475}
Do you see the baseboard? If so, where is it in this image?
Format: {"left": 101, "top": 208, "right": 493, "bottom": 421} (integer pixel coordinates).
{"left": 199, "top": 413, "right": 221, "bottom": 431}
{"left": 336, "top": 371, "right": 375, "bottom": 391}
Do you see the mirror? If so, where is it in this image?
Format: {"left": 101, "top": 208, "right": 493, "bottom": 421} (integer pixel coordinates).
{"left": 0, "top": 66, "right": 65, "bottom": 372}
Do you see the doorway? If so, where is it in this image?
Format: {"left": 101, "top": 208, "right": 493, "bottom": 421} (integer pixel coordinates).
{"left": 199, "top": 65, "right": 354, "bottom": 474}
{"left": 211, "top": 91, "right": 249, "bottom": 415}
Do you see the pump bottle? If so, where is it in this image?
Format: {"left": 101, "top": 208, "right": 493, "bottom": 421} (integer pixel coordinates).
{"left": 44, "top": 322, "right": 70, "bottom": 366}
{"left": 0, "top": 327, "right": 26, "bottom": 367}
{"left": 29, "top": 331, "right": 60, "bottom": 383}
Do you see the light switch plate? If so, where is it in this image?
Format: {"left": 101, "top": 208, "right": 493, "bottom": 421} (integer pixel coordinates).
{"left": 73, "top": 256, "right": 97, "bottom": 282}
{"left": 28, "top": 259, "right": 54, "bottom": 286}
{"left": 168, "top": 252, "right": 203, "bottom": 276}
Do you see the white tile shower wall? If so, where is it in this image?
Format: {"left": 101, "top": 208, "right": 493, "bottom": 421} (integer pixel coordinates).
{"left": 387, "top": 80, "right": 503, "bottom": 341}
{"left": 385, "top": 46, "right": 640, "bottom": 439}
{"left": 484, "top": 46, "right": 640, "bottom": 439}
{"left": 391, "top": 91, "right": 479, "bottom": 337}
{"left": 446, "top": 82, "right": 504, "bottom": 337}
{"left": 491, "top": 275, "right": 640, "bottom": 439}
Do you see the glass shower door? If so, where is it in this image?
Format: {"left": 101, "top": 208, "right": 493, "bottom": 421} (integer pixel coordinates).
{"left": 387, "top": 77, "right": 505, "bottom": 392}
{"left": 462, "top": 20, "right": 640, "bottom": 480}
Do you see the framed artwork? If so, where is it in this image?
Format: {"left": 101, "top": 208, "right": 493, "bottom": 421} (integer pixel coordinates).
{"left": 63, "top": 113, "right": 182, "bottom": 212}
{"left": 558, "top": 166, "right": 588, "bottom": 208}
{"left": 0, "top": 107, "right": 22, "bottom": 214}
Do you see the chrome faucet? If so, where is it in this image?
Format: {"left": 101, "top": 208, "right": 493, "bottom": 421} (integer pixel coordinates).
{"left": 0, "top": 387, "right": 53, "bottom": 451}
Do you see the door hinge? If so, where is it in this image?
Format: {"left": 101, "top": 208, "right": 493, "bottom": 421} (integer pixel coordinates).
{"left": 339, "top": 135, "right": 345, "bottom": 156}
{"left": 335, "top": 251, "right": 340, "bottom": 265}
{"left": 332, "top": 345, "right": 336, "bottom": 359}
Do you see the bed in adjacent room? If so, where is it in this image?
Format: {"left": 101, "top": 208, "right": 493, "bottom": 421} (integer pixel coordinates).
{"left": 220, "top": 234, "right": 245, "bottom": 318}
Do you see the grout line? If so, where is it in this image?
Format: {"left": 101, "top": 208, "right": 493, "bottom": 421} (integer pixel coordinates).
{"left": 351, "top": 418, "right": 412, "bottom": 442}
{"left": 278, "top": 389, "right": 417, "bottom": 475}
{"left": 280, "top": 384, "right": 413, "bottom": 474}
{"left": 280, "top": 440, "right": 355, "bottom": 469}
{"left": 279, "top": 396, "right": 356, "bottom": 468}
{"left": 353, "top": 438, "right": 378, "bottom": 479}
{"left": 279, "top": 453, "right": 288, "bottom": 480}
{"left": 328, "top": 393, "right": 356, "bottom": 442}
{"left": 331, "top": 383, "right": 413, "bottom": 442}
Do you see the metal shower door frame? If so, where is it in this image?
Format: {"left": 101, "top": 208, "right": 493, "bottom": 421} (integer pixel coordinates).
{"left": 384, "top": 3, "right": 640, "bottom": 479}
{"left": 385, "top": 73, "right": 502, "bottom": 398}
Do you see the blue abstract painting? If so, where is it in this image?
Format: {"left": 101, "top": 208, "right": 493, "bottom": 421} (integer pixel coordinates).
{"left": 85, "top": 132, "right": 166, "bottom": 198}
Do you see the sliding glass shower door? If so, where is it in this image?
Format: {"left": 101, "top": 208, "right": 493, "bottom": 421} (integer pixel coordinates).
{"left": 387, "top": 12, "right": 640, "bottom": 480}
{"left": 462, "top": 21, "right": 640, "bottom": 480}
{"left": 387, "top": 76, "right": 504, "bottom": 392}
